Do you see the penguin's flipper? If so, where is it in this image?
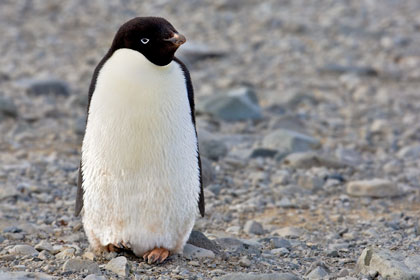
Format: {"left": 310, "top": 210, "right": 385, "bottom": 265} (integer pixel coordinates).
{"left": 173, "top": 57, "right": 205, "bottom": 217}
{"left": 75, "top": 161, "right": 84, "bottom": 216}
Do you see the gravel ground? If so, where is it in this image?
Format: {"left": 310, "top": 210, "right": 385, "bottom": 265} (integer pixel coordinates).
{"left": 1, "top": 0, "right": 420, "bottom": 279}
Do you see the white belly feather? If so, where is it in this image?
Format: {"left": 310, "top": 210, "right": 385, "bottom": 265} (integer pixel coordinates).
{"left": 81, "top": 49, "right": 200, "bottom": 255}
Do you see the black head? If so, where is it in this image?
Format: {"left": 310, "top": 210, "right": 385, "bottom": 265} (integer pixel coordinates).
{"left": 110, "top": 17, "right": 186, "bottom": 66}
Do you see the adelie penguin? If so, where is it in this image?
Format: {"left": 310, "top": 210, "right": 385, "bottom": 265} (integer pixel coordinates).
{"left": 75, "top": 17, "right": 204, "bottom": 264}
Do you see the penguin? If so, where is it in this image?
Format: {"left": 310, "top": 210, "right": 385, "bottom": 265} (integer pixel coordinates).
{"left": 75, "top": 17, "right": 204, "bottom": 264}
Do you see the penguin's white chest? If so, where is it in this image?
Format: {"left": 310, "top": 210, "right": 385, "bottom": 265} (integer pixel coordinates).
{"left": 81, "top": 49, "right": 200, "bottom": 255}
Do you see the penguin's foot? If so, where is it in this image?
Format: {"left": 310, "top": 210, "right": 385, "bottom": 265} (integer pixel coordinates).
{"left": 142, "top": 248, "right": 170, "bottom": 264}
{"left": 106, "top": 242, "right": 131, "bottom": 253}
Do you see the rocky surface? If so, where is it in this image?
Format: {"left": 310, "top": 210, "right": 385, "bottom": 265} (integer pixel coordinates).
{"left": 1, "top": 0, "right": 420, "bottom": 279}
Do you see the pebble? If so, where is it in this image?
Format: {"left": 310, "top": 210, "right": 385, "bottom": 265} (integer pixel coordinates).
{"left": 34, "top": 240, "right": 54, "bottom": 253}
{"left": 217, "top": 272, "right": 301, "bottom": 280}
{"left": 356, "top": 247, "right": 420, "bottom": 279}
{"left": 55, "top": 248, "right": 76, "bottom": 259}
{"left": 397, "top": 145, "right": 420, "bottom": 159}
{"left": 244, "top": 220, "right": 264, "bottom": 235}
{"left": 183, "top": 244, "right": 215, "bottom": 260}
{"left": 62, "top": 258, "right": 100, "bottom": 274}
{"left": 283, "top": 152, "right": 348, "bottom": 169}
{"left": 0, "top": 96, "right": 18, "bottom": 119}
{"left": 199, "top": 137, "right": 228, "bottom": 161}
{"left": 346, "top": 179, "right": 403, "bottom": 198}
{"left": 9, "top": 244, "right": 39, "bottom": 256}
{"left": 239, "top": 256, "right": 252, "bottom": 267}
{"left": 197, "top": 87, "right": 262, "bottom": 121}
{"left": 262, "top": 129, "right": 320, "bottom": 153}
{"left": 105, "top": 256, "right": 129, "bottom": 277}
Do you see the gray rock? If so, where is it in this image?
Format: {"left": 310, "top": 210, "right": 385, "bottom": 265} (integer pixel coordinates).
{"left": 346, "top": 179, "right": 403, "bottom": 198}
{"left": 104, "top": 256, "right": 129, "bottom": 277}
{"left": 187, "top": 230, "right": 219, "bottom": 254}
{"left": 244, "top": 220, "right": 264, "bottom": 235}
{"left": 239, "top": 256, "right": 252, "bottom": 267}
{"left": 35, "top": 240, "right": 54, "bottom": 253}
{"left": 397, "top": 145, "right": 420, "bottom": 159}
{"left": 25, "top": 79, "right": 70, "bottom": 96}
{"left": 183, "top": 244, "right": 215, "bottom": 260}
{"left": 297, "top": 174, "right": 324, "bottom": 191}
{"left": 176, "top": 41, "right": 225, "bottom": 66}
{"left": 250, "top": 148, "right": 278, "bottom": 158}
{"left": 0, "top": 96, "right": 18, "bottom": 118}
{"left": 283, "top": 152, "right": 349, "bottom": 169}
{"left": 55, "top": 248, "right": 75, "bottom": 259}
{"left": 216, "top": 272, "right": 301, "bottom": 280}
{"left": 271, "top": 227, "right": 305, "bottom": 238}
{"left": 356, "top": 247, "right": 420, "bottom": 280}
{"left": 200, "top": 138, "right": 228, "bottom": 161}
{"left": 307, "top": 266, "right": 329, "bottom": 279}
{"left": 201, "top": 157, "right": 215, "bottom": 186}
{"left": 197, "top": 87, "right": 262, "bottom": 121}
{"left": 318, "top": 64, "right": 378, "bottom": 76}
{"left": 63, "top": 258, "right": 100, "bottom": 274}
{"left": 262, "top": 129, "right": 320, "bottom": 153}
{"left": 0, "top": 271, "right": 55, "bottom": 280}
{"left": 269, "top": 237, "right": 292, "bottom": 249}
{"left": 84, "top": 275, "right": 106, "bottom": 280}
{"left": 9, "top": 244, "right": 39, "bottom": 256}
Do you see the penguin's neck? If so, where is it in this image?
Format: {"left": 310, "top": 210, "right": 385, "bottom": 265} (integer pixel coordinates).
{"left": 93, "top": 48, "right": 183, "bottom": 110}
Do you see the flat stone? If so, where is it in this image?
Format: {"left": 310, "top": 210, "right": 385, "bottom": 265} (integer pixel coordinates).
{"left": 187, "top": 230, "right": 219, "bottom": 254}
{"left": 183, "top": 244, "right": 215, "bottom": 260}
{"left": 55, "top": 248, "right": 75, "bottom": 259}
{"left": 318, "top": 64, "right": 378, "bottom": 76}
{"left": 262, "top": 129, "right": 320, "bottom": 153}
{"left": 176, "top": 41, "right": 225, "bottom": 66}
{"left": 244, "top": 220, "right": 264, "bottom": 235}
{"left": 35, "top": 240, "right": 54, "bottom": 253}
{"left": 63, "top": 258, "right": 100, "bottom": 274}
{"left": 356, "top": 247, "right": 420, "bottom": 280}
{"left": 397, "top": 145, "right": 420, "bottom": 159}
{"left": 269, "top": 237, "right": 292, "bottom": 249}
{"left": 250, "top": 148, "right": 278, "bottom": 158}
{"left": 346, "top": 179, "right": 403, "bottom": 198}
{"left": 271, "top": 227, "right": 305, "bottom": 238}
{"left": 307, "top": 266, "right": 329, "bottom": 279}
{"left": 24, "top": 78, "right": 70, "bottom": 96}
{"left": 104, "top": 256, "right": 129, "bottom": 277}
{"left": 9, "top": 244, "right": 39, "bottom": 256}
{"left": 0, "top": 271, "right": 55, "bottom": 280}
{"left": 283, "top": 152, "right": 349, "bottom": 169}
{"left": 197, "top": 87, "right": 262, "bottom": 121}
{"left": 216, "top": 272, "right": 301, "bottom": 280}
{"left": 84, "top": 275, "right": 106, "bottom": 280}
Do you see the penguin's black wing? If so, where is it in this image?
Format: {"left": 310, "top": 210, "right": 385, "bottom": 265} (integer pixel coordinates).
{"left": 75, "top": 53, "right": 112, "bottom": 217}
{"left": 174, "top": 57, "right": 205, "bottom": 217}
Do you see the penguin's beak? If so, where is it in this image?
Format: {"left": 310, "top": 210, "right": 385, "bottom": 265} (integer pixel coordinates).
{"left": 164, "top": 33, "right": 186, "bottom": 47}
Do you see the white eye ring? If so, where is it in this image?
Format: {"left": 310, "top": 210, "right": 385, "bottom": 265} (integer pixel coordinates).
{"left": 141, "top": 38, "right": 149, "bottom": 44}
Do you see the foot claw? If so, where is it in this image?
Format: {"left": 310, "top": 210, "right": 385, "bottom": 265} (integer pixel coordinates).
{"left": 143, "top": 248, "right": 170, "bottom": 264}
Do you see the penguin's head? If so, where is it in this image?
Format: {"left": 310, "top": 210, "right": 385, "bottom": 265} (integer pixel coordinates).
{"left": 111, "top": 17, "right": 186, "bottom": 66}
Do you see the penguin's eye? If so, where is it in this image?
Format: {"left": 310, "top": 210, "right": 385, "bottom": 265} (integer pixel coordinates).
{"left": 140, "top": 38, "right": 149, "bottom": 44}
